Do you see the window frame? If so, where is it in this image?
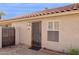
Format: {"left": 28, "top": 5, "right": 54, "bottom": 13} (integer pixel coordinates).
{"left": 48, "top": 20, "right": 60, "bottom": 31}
{"left": 47, "top": 20, "right": 60, "bottom": 42}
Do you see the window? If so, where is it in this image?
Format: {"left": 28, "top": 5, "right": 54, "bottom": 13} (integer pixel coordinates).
{"left": 48, "top": 21, "right": 59, "bottom": 31}
{"left": 54, "top": 21, "right": 59, "bottom": 31}
{"left": 48, "top": 22, "right": 53, "bottom": 30}
{"left": 48, "top": 31, "right": 59, "bottom": 42}
{"left": 48, "top": 21, "right": 59, "bottom": 42}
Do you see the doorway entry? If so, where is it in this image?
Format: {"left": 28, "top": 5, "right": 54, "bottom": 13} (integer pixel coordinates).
{"left": 30, "top": 21, "right": 41, "bottom": 50}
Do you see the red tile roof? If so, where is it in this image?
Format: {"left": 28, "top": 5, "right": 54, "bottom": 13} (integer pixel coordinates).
{"left": 9, "top": 3, "right": 79, "bottom": 20}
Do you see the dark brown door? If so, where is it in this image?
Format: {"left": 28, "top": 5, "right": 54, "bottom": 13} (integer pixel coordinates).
{"left": 2, "top": 27, "right": 15, "bottom": 47}
{"left": 32, "top": 21, "right": 41, "bottom": 49}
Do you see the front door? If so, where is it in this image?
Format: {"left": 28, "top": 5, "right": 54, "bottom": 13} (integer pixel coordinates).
{"left": 32, "top": 21, "right": 41, "bottom": 50}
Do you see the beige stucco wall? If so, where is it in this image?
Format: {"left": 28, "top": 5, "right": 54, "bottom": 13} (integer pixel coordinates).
{"left": 0, "top": 27, "right": 2, "bottom": 48}
{"left": 11, "top": 19, "right": 42, "bottom": 47}
{"left": 12, "top": 21, "right": 32, "bottom": 47}
{"left": 14, "top": 26, "right": 20, "bottom": 45}
{"left": 11, "top": 13, "right": 79, "bottom": 52}
{"left": 42, "top": 13, "right": 79, "bottom": 52}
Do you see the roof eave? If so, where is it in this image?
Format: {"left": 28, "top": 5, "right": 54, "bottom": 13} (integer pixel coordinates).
{"left": 1, "top": 10, "right": 79, "bottom": 24}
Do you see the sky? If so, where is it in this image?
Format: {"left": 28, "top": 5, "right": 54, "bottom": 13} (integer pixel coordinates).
{"left": 0, "top": 3, "right": 71, "bottom": 20}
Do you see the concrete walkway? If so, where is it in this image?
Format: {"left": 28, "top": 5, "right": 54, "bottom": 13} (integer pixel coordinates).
{"left": 0, "top": 44, "right": 64, "bottom": 55}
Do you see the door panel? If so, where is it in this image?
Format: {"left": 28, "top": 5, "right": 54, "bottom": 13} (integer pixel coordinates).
{"left": 2, "top": 27, "right": 15, "bottom": 47}
{"left": 32, "top": 21, "right": 41, "bottom": 48}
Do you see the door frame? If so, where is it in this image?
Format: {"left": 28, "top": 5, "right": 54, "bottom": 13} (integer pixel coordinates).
{"left": 31, "top": 21, "right": 42, "bottom": 48}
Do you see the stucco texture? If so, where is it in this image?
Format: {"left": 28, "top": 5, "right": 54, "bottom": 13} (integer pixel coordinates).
{"left": 12, "top": 13, "right": 79, "bottom": 52}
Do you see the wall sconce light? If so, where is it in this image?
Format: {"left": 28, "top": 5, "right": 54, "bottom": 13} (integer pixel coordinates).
{"left": 27, "top": 22, "right": 31, "bottom": 26}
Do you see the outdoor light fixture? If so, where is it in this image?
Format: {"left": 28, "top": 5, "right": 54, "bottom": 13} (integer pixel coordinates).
{"left": 27, "top": 22, "right": 31, "bottom": 26}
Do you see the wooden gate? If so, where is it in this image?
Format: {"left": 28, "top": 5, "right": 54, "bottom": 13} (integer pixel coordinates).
{"left": 2, "top": 27, "right": 15, "bottom": 47}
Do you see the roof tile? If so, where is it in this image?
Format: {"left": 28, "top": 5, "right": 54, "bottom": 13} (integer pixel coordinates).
{"left": 9, "top": 3, "right": 79, "bottom": 20}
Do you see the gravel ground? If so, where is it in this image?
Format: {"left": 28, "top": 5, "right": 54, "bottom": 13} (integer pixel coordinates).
{"left": 0, "top": 44, "right": 64, "bottom": 55}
